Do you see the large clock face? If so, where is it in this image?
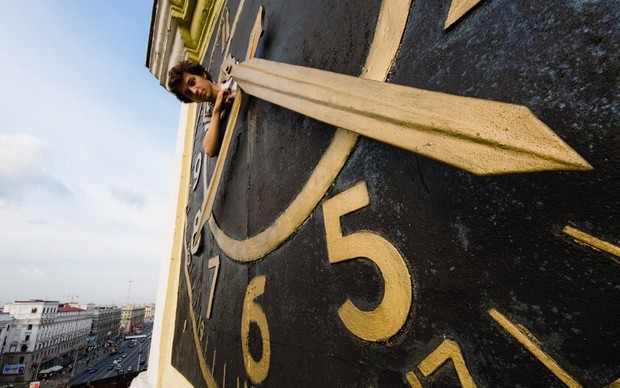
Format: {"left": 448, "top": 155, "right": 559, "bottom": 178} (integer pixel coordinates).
{"left": 171, "top": 0, "right": 619, "bottom": 387}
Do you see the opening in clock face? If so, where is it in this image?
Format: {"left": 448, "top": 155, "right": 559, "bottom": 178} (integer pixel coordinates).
{"left": 212, "top": 2, "right": 383, "bottom": 228}
{"left": 207, "top": 0, "right": 408, "bottom": 262}
{"left": 205, "top": 0, "right": 591, "bottom": 263}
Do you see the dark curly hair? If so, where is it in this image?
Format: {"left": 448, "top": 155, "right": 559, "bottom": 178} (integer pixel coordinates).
{"left": 167, "top": 60, "right": 213, "bottom": 103}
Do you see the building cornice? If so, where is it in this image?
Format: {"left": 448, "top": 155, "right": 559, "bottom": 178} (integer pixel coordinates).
{"left": 146, "top": 0, "right": 225, "bottom": 87}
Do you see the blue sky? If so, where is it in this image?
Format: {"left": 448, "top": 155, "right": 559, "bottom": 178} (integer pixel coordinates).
{"left": 0, "top": 1, "right": 180, "bottom": 305}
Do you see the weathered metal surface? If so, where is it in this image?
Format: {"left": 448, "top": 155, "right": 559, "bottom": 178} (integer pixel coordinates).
{"left": 170, "top": 0, "right": 620, "bottom": 387}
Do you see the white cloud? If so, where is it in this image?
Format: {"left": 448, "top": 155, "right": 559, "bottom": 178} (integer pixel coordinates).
{"left": 108, "top": 183, "right": 149, "bottom": 208}
{"left": 0, "top": 133, "right": 71, "bottom": 206}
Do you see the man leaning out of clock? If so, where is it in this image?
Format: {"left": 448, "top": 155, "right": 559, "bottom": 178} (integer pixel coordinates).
{"left": 167, "top": 60, "right": 237, "bottom": 157}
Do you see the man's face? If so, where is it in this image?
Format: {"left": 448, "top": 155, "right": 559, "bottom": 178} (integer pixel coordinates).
{"left": 180, "top": 72, "right": 214, "bottom": 103}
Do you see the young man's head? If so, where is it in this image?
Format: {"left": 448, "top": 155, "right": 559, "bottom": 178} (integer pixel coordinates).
{"left": 167, "top": 60, "right": 215, "bottom": 103}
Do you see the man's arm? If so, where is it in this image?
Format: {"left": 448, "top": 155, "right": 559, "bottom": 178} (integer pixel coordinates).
{"left": 203, "top": 88, "right": 233, "bottom": 157}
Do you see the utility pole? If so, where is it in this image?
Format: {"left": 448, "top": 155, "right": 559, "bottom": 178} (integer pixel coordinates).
{"left": 127, "top": 280, "right": 133, "bottom": 304}
{"left": 71, "top": 348, "right": 78, "bottom": 376}
{"left": 34, "top": 357, "right": 41, "bottom": 381}
{"left": 136, "top": 341, "right": 142, "bottom": 371}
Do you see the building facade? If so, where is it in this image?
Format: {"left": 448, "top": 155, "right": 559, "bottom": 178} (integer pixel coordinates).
{"left": 143, "top": 304, "right": 155, "bottom": 322}
{"left": 119, "top": 306, "right": 145, "bottom": 334}
{"left": 0, "top": 312, "right": 15, "bottom": 373}
{"left": 90, "top": 305, "right": 122, "bottom": 349}
{"left": 0, "top": 300, "right": 57, "bottom": 383}
{"left": 0, "top": 300, "right": 92, "bottom": 384}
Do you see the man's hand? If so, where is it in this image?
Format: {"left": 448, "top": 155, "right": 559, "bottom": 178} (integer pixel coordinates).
{"left": 204, "top": 85, "right": 236, "bottom": 158}
{"left": 225, "top": 92, "right": 236, "bottom": 105}
{"left": 213, "top": 86, "right": 235, "bottom": 113}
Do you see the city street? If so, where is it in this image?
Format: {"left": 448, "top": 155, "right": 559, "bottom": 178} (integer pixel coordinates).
{"left": 68, "top": 333, "right": 151, "bottom": 386}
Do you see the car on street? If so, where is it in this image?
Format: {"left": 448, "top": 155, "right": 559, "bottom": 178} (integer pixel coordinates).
{"left": 122, "top": 354, "right": 127, "bottom": 358}
{"left": 127, "top": 366, "right": 133, "bottom": 372}
{"left": 107, "top": 365, "right": 114, "bottom": 370}
{"left": 88, "top": 368, "right": 97, "bottom": 374}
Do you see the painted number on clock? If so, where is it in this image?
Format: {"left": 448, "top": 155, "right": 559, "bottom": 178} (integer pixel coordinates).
{"left": 192, "top": 152, "right": 202, "bottom": 191}
{"left": 406, "top": 339, "right": 477, "bottom": 388}
{"left": 206, "top": 255, "right": 220, "bottom": 319}
{"left": 241, "top": 275, "right": 271, "bottom": 384}
{"left": 322, "top": 181, "right": 413, "bottom": 341}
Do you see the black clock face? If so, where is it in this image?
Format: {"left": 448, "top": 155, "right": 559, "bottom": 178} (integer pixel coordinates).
{"left": 171, "top": 0, "right": 620, "bottom": 387}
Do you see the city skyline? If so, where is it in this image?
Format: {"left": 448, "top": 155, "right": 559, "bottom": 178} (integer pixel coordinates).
{"left": 0, "top": 2, "right": 180, "bottom": 305}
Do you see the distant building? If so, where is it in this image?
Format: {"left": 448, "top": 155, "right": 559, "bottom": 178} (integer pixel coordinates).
{"left": 144, "top": 304, "right": 155, "bottom": 321}
{"left": 0, "top": 312, "right": 15, "bottom": 367}
{"left": 119, "top": 306, "right": 145, "bottom": 334}
{"left": 0, "top": 300, "right": 92, "bottom": 385}
{"left": 90, "top": 305, "right": 122, "bottom": 349}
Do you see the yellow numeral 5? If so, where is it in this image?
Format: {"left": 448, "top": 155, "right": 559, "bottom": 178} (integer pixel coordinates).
{"left": 322, "top": 181, "right": 412, "bottom": 341}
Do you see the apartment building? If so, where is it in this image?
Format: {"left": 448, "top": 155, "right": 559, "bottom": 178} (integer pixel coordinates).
{"left": 0, "top": 300, "right": 92, "bottom": 384}
{"left": 90, "top": 305, "right": 121, "bottom": 348}
{"left": 119, "top": 305, "right": 145, "bottom": 334}
{"left": 0, "top": 312, "right": 15, "bottom": 373}
{"left": 144, "top": 304, "right": 155, "bottom": 321}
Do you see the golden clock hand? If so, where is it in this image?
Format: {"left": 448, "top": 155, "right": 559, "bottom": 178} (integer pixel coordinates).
{"left": 445, "top": 0, "right": 484, "bottom": 29}
{"left": 231, "top": 58, "right": 592, "bottom": 176}
{"left": 197, "top": 6, "right": 264, "bottom": 232}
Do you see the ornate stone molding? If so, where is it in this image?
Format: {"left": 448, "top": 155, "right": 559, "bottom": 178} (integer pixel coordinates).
{"left": 146, "top": 0, "right": 185, "bottom": 87}
{"left": 170, "top": 0, "right": 225, "bottom": 63}
{"left": 147, "top": 0, "right": 224, "bottom": 87}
